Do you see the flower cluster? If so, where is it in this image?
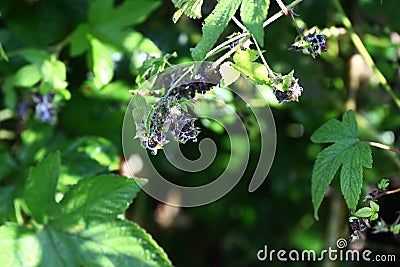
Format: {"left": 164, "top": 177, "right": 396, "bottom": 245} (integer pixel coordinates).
{"left": 271, "top": 71, "right": 303, "bottom": 103}
{"left": 138, "top": 82, "right": 215, "bottom": 155}
{"left": 289, "top": 27, "right": 327, "bottom": 58}
{"left": 32, "top": 93, "right": 57, "bottom": 124}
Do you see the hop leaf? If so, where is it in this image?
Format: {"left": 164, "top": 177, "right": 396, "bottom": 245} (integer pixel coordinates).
{"left": 311, "top": 110, "right": 372, "bottom": 220}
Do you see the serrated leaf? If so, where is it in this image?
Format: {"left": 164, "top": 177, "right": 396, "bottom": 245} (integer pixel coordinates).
{"left": 232, "top": 50, "right": 270, "bottom": 85}
{"left": 370, "top": 213, "right": 378, "bottom": 221}
{"left": 59, "top": 136, "right": 120, "bottom": 191}
{"left": 13, "top": 64, "right": 41, "bottom": 87}
{"left": 191, "top": 0, "right": 242, "bottom": 60}
{"left": 24, "top": 151, "right": 60, "bottom": 224}
{"left": 0, "top": 221, "right": 172, "bottom": 267}
{"left": 352, "top": 207, "right": 374, "bottom": 218}
{"left": 311, "top": 110, "right": 358, "bottom": 143}
{"left": 240, "top": 0, "right": 269, "bottom": 46}
{"left": 53, "top": 175, "right": 145, "bottom": 224}
{"left": 311, "top": 110, "right": 372, "bottom": 220}
{"left": 172, "top": 0, "right": 203, "bottom": 23}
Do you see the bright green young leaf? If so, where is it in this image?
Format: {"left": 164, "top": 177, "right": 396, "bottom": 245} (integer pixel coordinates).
{"left": 53, "top": 175, "right": 145, "bottom": 225}
{"left": 40, "top": 59, "right": 68, "bottom": 91}
{"left": 89, "top": 36, "right": 115, "bottom": 87}
{"left": 13, "top": 64, "right": 41, "bottom": 87}
{"left": 352, "top": 207, "right": 374, "bottom": 218}
{"left": 172, "top": 0, "right": 203, "bottom": 23}
{"left": 390, "top": 224, "right": 400, "bottom": 234}
{"left": 369, "top": 200, "right": 379, "bottom": 212}
{"left": 240, "top": 0, "right": 269, "bottom": 46}
{"left": 24, "top": 151, "right": 61, "bottom": 224}
{"left": 0, "top": 43, "right": 9, "bottom": 62}
{"left": 232, "top": 50, "right": 270, "bottom": 85}
{"left": 377, "top": 178, "right": 389, "bottom": 190}
{"left": 191, "top": 0, "right": 242, "bottom": 60}
{"left": 311, "top": 110, "right": 372, "bottom": 220}
{"left": 370, "top": 213, "right": 378, "bottom": 221}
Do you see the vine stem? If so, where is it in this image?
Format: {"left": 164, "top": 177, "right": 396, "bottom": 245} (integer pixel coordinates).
{"left": 251, "top": 35, "right": 275, "bottom": 78}
{"left": 207, "top": 0, "right": 304, "bottom": 63}
{"left": 379, "top": 187, "right": 400, "bottom": 197}
{"left": 365, "top": 141, "right": 400, "bottom": 155}
{"left": 332, "top": 0, "right": 400, "bottom": 109}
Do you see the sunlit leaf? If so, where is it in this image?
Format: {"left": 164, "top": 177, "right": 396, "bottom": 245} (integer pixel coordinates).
{"left": 240, "top": 0, "right": 269, "bottom": 46}
{"left": 24, "top": 151, "right": 60, "bottom": 224}
{"left": 172, "top": 0, "right": 203, "bottom": 23}
{"left": 191, "top": 0, "right": 242, "bottom": 60}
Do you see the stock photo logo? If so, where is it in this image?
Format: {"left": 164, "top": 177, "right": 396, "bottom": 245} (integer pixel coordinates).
{"left": 122, "top": 62, "right": 277, "bottom": 206}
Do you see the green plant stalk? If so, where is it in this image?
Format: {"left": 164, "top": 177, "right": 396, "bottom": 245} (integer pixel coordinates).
{"left": 333, "top": 0, "right": 400, "bottom": 108}
{"left": 365, "top": 141, "right": 400, "bottom": 155}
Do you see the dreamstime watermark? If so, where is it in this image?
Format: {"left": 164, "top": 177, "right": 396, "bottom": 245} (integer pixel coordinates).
{"left": 122, "top": 62, "right": 277, "bottom": 207}
{"left": 257, "top": 238, "right": 397, "bottom": 262}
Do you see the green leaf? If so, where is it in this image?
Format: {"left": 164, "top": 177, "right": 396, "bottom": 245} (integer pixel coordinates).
{"left": 40, "top": 59, "right": 68, "bottom": 91}
{"left": 53, "top": 175, "right": 145, "bottom": 225}
{"left": 172, "top": 0, "right": 204, "bottom": 23}
{"left": 24, "top": 151, "right": 61, "bottom": 224}
{"left": 370, "top": 213, "right": 378, "bottom": 221}
{"left": 390, "top": 224, "right": 400, "bottom": 234}
{"left": 240, "top": 0, "right": 269, "bottom": 46}
{"left": 0, "top": 221, "right": 173, "bottom": 267}
{"left": 89, "top": 36, "right": 115, "bottom": 87}
{"left": 191, "top": 0, "right": 242, "bottom": 60}
{"left": 352, "top": 207, "right": 374, "bottom": 218}
{"left": 232, "top": 50, "right": 270, "bottom": 85}
{"left": 0, "top": 43, "right": 9, "bottom": 62}
{"left": 377, "top": 178, "right": 389, "bottom": 190}
{"left": 13, "top": 64, "right": 41, "bottom": 87}
{"left": 69, "top": 24, "right": 90, "bottom": 57}
{"left": 369, "top": 200, "right": 379, "bottom": 212}
{"left": 59, "top": 136, "right": 119, "bottom": 192}
{"left": 311, "top": 110, "right": 372, "bottom": 220}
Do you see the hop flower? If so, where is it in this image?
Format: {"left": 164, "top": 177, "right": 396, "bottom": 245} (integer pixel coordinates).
{"left": 289, "top": 27, "right": 327, "bottom": 58}
{"left": 271, "top": 71, "right": 303, "bottom": 103}
{"left": 136, "top": 81, "right": 215, "bottom": 155}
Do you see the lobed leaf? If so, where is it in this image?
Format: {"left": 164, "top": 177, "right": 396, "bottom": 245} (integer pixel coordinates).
{"left": 191, "top": 0, "right": 242, "bottom": 60}
{"left": 172, "top": 0, "right": 203, "bottom": 23}
{"left": 311, "top": 110, "right": 372, "bottom": 220}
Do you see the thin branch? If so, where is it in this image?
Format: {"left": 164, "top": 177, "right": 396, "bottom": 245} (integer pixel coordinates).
{"left": 209, "top": 0, "right": 304, "bottom": 67}
{"left": 378, "top": 187, "right": 400, "bottom": 198}
{"left": 205, "top": 32, "right": 248, "bottom": 60}
{"left": 365, "top": 141, "right": 400, "bottom": 155}
{"left": 232, "top": 16, "right": 248, "bottom": 32}
{"left": 251, "top": 35, "right": 275, "bottom": 78}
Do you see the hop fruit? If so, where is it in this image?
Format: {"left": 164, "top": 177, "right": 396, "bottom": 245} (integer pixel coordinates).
{"left": 289, "top": 27, "right": 327, "bottom": 58}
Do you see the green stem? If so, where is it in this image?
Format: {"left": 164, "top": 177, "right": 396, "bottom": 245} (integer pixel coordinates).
{"left": 207, "top": 0, "right": 304, "bottom": 61}
{"left": 332, "top": 0, "right": 400, "bottom": 108}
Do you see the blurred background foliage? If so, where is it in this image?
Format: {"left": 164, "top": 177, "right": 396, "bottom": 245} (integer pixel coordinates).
{"left": 0, "top": 0, "right": 399, "bottom": 266}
